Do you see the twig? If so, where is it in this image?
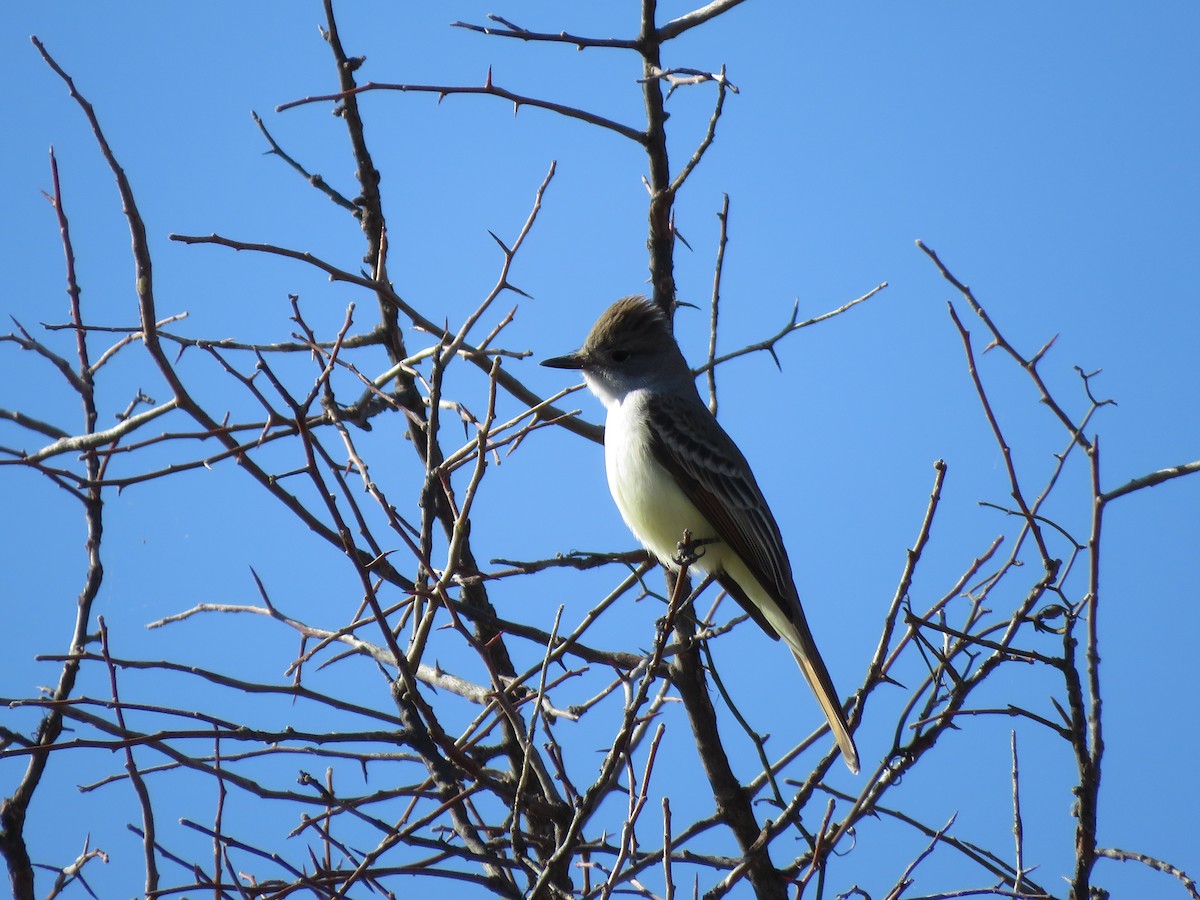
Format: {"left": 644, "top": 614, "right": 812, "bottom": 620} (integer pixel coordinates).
{"left": 1096, "top": 847, "right": 1200, "bottom": 900}
{"left": 252, "top": 110, "right": 356, "bottom": 211}
{"left": 15, "top": 399, "right": 177, "bottom": 463}
{"left": 1101, "top": 458, "right": 1200, "bottom": 502}
{"left": 918, "top": 239, "right": 1093, "bottom": 452}
{"left": 694, "top": 282, "right": 888, "bottom": 375}
{"left": 658, "top": 0, "right": 751, "bottom": 41}
{"left": 706, "top": 193, "right": 730, "bottom": 415}
{"left": 97, "top": 619, "right": 160, "bottom": 894}
{"left": 277, "top": 73, "right": 647, "bottom": 145}
{"left": 451, "top": 14, "right": 639, "bottom": 50}
{"left": 883, "top": 813, "right": 958, "bottom": 900}
{"left": 1010, "top": 731, "right": 1027, "bottom": 896}
{"left": 667, "top": 65, "right": 733, "bottom": 195}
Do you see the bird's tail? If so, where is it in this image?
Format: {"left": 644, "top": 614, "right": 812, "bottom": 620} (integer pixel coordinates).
{"left": 788, "top": 641, "right": 860, "bottom": 775}
{"left": 714, "top": 569, "right": 860, "bottom": 773}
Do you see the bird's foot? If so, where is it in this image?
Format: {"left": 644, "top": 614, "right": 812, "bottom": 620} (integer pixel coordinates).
{"left": 673, "top": 531, "right": 719, "bottom": 567}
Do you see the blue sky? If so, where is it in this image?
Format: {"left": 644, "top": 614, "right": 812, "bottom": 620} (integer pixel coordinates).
{"left": 3, "top": 3, "right": 1198, "bottom": 897}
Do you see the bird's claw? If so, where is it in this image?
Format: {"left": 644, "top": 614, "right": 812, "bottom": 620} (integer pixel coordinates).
{"left": 673, "top": 531, "right": 718, "bottom": 567}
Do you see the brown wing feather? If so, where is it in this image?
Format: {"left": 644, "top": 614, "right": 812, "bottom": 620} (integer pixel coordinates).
{"left": 646, "top": 391, "right": 861, "bottom": 774}
{"left": 645, "top": 391, "right": 800, "bottom": 626}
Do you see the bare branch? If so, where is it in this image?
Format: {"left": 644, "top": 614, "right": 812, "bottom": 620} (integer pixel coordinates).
{"left": 918, "top": 239, "right": 1094, "bottom": 452}
{"left": 1097, "top": 847, "right": 1200, "bottom": 900}
{"left": 1101, "top": 457, "right": 1200, "bottom": 502}
{"left": 12, "top": 399, "right": 177, "bottom": 463}
{"left": 277, "top": 75, "right": 647, "bottom": 145}
{"left": 694, "top": 281, "right": 888, "bottom": 375}
{"left": 452, "top": 15, "right": 639, "bottom": 50}
{"left": 657, "top": 0, "right": 752, "bottom": 41}
{"left": 252, "top": 110, "right": 357, "bottom": 212}
{"left": 705, "top": 193, "right": 730, "bottom": 414}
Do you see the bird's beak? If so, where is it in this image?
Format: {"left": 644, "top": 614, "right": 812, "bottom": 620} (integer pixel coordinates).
{"left": 540, "top": 350, "right": 587, "bottom": 370}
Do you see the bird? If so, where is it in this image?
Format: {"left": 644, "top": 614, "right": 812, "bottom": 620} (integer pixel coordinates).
{"left": 542, "top": 295, "right": 859, "bottom": 774}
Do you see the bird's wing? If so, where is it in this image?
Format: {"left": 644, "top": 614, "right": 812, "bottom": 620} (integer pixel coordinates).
{"left": 646, "top": 390, "right": 861, "bottom": 774}
{"left": 644, "top": 390, "right": 799, "bottom": 629}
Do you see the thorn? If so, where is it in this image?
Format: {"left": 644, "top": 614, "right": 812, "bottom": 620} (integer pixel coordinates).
{"left": 1031, "top": 333, "right": 1058, "bottom": 365}
{"left": 485, "top": 66, "right": 493, "bottom": 89}
{"left": 487, "top": 230, "right": 511, "bottom": 254}
{"left": 670, "top": 212, "right": 693, "bottom": 251}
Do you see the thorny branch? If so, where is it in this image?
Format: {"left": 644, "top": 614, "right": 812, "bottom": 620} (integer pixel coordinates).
{"left": 4, "top": 7, "right": 1196, "bottom": 900}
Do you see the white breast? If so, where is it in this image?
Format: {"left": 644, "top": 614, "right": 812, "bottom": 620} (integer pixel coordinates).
{"left": 603, "top": 391, "right": 724, "bottom": 571}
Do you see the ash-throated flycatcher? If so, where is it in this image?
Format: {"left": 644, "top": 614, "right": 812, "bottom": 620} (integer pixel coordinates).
{"left": 543, "top": 295, "right": 859, "bottom": 774}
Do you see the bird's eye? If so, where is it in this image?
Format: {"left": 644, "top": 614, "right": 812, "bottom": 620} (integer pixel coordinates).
{"left": 610, "top": 349, "right": 630, "bottom": 363}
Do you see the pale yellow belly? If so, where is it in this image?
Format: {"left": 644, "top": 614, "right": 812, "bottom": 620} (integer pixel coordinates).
{"left": 604, "top": 394, "right": 727, "bottom": 573}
